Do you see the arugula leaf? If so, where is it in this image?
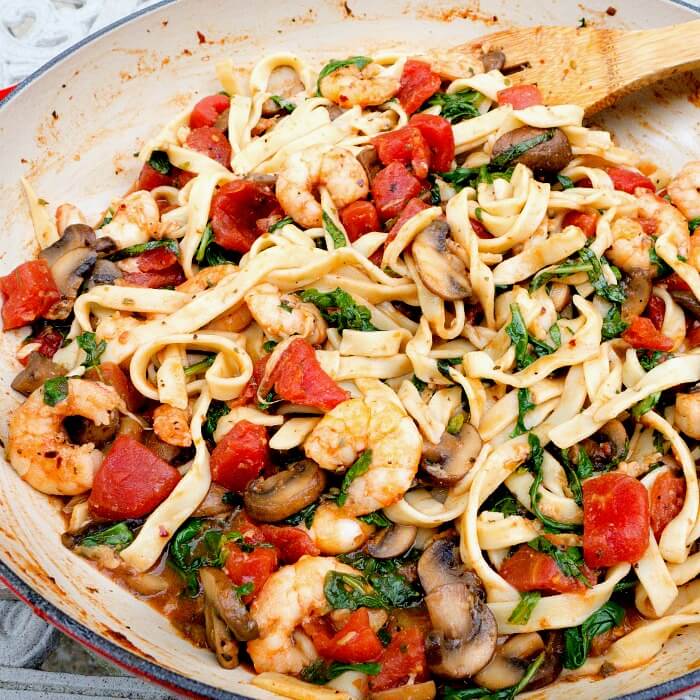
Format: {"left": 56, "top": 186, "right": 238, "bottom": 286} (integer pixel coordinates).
{"left": 257, "top": 389, "right": 277, "bottom": 411}
{"left": 426, "top": 89, "right": 481, "bottom": 122}
{"left": 613, "top": 572, "right": 638, "bottom": 594}
{"left": 530, "top": 260, "right": 593, "bottom": 292}
{"left": 202, "top": 400, "right": 230, "bottom": 442}
{"left": 148, "top": 150, "right": 171, "bottom": 175}
{"left": 322, "top": 211, "right": 347, "bottom": 248}
{"left": 437, "top": 357, "right": 462, "bottom": 380}
{"left": 317, "top": 56, "right": 372, "bottom": 94}
{"left": 575, "top": 447, "right": 595, "bottom": 480}
{"left": 301, "top": 659, "right": 380, "bottom": 684}
{"left": 579, "top": 247, "right": 625, "bottom": 303}
{"left": 631, "top": 391, "right": 661, "bottom": 417}
{"left": 279, "top": 300, "right": 293, "bottom": 313}
{"left": 488, "top": 494, "right": 524, "bottom": 517}
{"left": 490, "top": 129, "right": 554, "bottom": 170}
{"left": 337, "top": 450, "right": 372, "bottom": 507}
{"left": 195, "top": 224, "right": 214, "bottom": 263}
{"left": 565, "top": 462, "right": 583, "bottom": 506}
{"left": 184, "top": 355, "right": 214, "bottom": 376}
{"left": 411, "top": 374, "right": 427, "bottom": 393}
{"left": 638, "top": 350, "right": 667, "bottom": 371}
{"left": 528, "top": 536, "right": 590, "bottom": 586}
{"left": 447, "top": 413, "right": 466, "bottom": 436}
{"left": 268, "top": 216, "right": 294, "bottom": 233}
{"left": 269, "top": 95, "right": 296, "bottom": 113}
{"left": 689, "top": 217, "right": 700, "bottom": 234}
{"left": 79, "top": 522, "right": 134, "bottom": 551}
{"left": 563, "top": 602, "right": 625, "bottom": 669}
{"left": 510, "top": 388, "right": 535, "bottom": 438}
{"left": 441, "top": 164, "right": 514, "bottom": 191}
{"left": 527, "top": 433, "right": 579, "bottom": 533}
{"left": 649, "top": 237, "right": 672, "bottom": 277}
{"left": 601, "top": 305, "right": 629, "bottom": 340}
{"left": 110, "top": 239, "right": 179, "bottom": 261}
{"left": 283, "top": 502, "right": 319, "bottom": 528}
{"left": 358, "top": 511, "right": 392, "bottom": 527}
{"left": 201, "top": 241, "right": 240, "bottom": 267}
{"left": 508, "top": 591, "right": 541, "bottom": 625}
{"left": 530, "top": 324, "right": 562, "bottom": 358}
{"left": 506, "top": 304, "right": 535, "bottom": 370}
{"left": 300, "top": 288, "right": 376, "bottom": 332}
{"left": 96, "top": 208, "right": 114, "bottom": 229}
{"left": 557, "top": 174, "right": 575, "bottom": 189}
{"left": 235, "top": 581, "right": 254, "bottom": 598}
{"left": 43, "top": 376, "right": 68, "bottom": 406}
{"left": 429, "top": 177, "right": 441, "bottom": 205}
{"left": 262, "top": 339, "right": 278, "bottom": 354}
{"left": 76, "top": 332, "right": 106, "bottom": 370}
{"left": 324, "top": 571, "right": 387, "bottom": 609}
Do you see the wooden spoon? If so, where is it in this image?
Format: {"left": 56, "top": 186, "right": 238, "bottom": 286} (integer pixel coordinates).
{"left": 429, "top": 20, "right": 700, "bottom": 115}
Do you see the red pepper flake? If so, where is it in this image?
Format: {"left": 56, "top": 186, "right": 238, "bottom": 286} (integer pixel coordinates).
{"left": 159, "top": 526, "right": 169, "bottom": 537}
{"left": 196, "top": 30, "right": 207, "bottom": 43}
{"left": 606, "top": 6, "right": 617, "bottom": 15}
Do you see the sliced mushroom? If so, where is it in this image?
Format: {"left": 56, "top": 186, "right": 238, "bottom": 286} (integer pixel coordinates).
{"left": 199, "top": 567, "right": 258, "bottom": 642}
{"left": 11, "top": 352, "right": 65, "bottom": 396}
{"left": 64, "top": 410, "right": 119, "bottom": 448}
{"left": 598, "top": 419, "right": 627, "bottom": 459}
{"left": 491, "top": 126, "right": 572, "bottom": 173}
{"left": 670, "top": 290, "right": 700, "bottom": 320}
{"left": 86, "top": 259, "right": 122, "bottom": 289}
{"left": 418, "top": 540, "right": 497, "bottom": 679}
{"left": 143, "top": 430, "right": 182, "bottom": 463}
{"left": 244, "top": 459, "right": 326, "bottom": 522}
{"left": 45, "top": 247, "right": 97, "bottom": 319}
{"left": 482, "top": 50, "right": 506, "bottom": 72}
{"left": 621, "top": 268, "right": 652, "bottom": 321}
{"left": 367, "top": 524, "right": 417, "bottom": 559}
{"left": 39, "top": 224, "right": 96, "bottom": 265}
{"left": 412, "top": 220, "right": 472, "bottom": 301}
{"left": 422, "top": 423, "right": 482, "bottom": 486}
{"left": 204, "top": 599, "right": 239, "bottom": 669}
{"left": 192, "top": 483, "right": 236, "bottom": 517}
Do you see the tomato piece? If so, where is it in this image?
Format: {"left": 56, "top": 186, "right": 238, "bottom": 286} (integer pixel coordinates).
{"left": 638, "top": 217, "right": 658, "bottom": 235}
{"left": 84, "top": 362, "right": 144, "bottom": 413}
{"left": 386, "top": 198, "right": 431, "bottom": 245}
{"left": 646, "top": 295, "right": 666, "bottom": 330}
{"left": 20, "top": 327, "right": 63, "bottom": 365}
{"left": 210, "top": 420, "right": 270, "bottom": 492}
{"left": 371, "top": 126, "right": 431, "bottom": 179}
{"left": 496, "top": 84, "right": 543, "bottom": 109}
{"left": 264, "top": 338, "right": 349, "bottom": 411}
{"left": 622, "top": 316, "right": 674, "bottom": 351}
{"left": 397, "top": 60, "right": 441, "bottom": 116}
{"left": 305, "top": 609, "right": 383, "bottom": 663}
{"left": 136, "top": 162, "right": 174, "bottom": 191}
{"left": 340, "top": 200, "right": 381, "bottom": 242}
{"left": 583, "top": 472, "right": 650, "bottom": 568}
{"left": 88, "top": 436, "right": 181, "bottom": 519}
{"left": 470, "top": 218, "right": 492, "bottom": 239}
{"left": 121, "top": 258, "right": 185, "bottom": 289}
{"left": 0, "top": 260, "right": 60, "bottom": 330}
{"left": 211, "top": 180, "right": 282, "bottom": 253}
{"left": 562, "top": 210, "right": 598, "bottom": 238}
{"left": 190, "top": 94, "right": 230, "bottom": 129}
{"left": 229, "top": 354, "right": 270, "bottom": 408}
{"left": 661, "top": 272, "right": 691, "bottom": 292}
{"left": 184, "top": 126, "right": 232, "bottom": 168}
{"left": 224, "top": 543, "right": 278, "bottom": 603}
{"left": 408, "top": 114, "right": 455, "bottom": 173}
{"left": 370, "top": 628, "right": 428, "bottom": 692}
{"left": 258, "top": 525, "right": 320, "bottom": 563}
{"left": 371, "top": 162, "right": 422, "bottom": 221}
{"left": 500, "top": 545, "right": 592, "bottom": 594}
{"left": 606, "top": 167, "right": 655, "bottom": 194}
{"left": 136, "top": 247, "right": 178, "bottom": 271}
{"left": 650, "top": 471, "right": 686, "bottom": 541}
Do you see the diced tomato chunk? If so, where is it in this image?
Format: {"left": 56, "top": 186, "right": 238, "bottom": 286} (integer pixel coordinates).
{"left": 137, "top": 247, "right": 178, "bottom": 271}
{"left": 121, "top": 248, "right": 185, "bottom": 288}
{"left": 340, "top": 200, "right": 381, "bottom": 242}
{"left": 583, "top": 472, "right": 650, "bottom": 568}
{"left": 371, "top": 162, "right": 422, "bottom": 221}
{"left": 500, "top": 544, "right": 592, "bottom": 594}
{"left": 136, "top": 162, "right": 174, "bottom": 191}
{"left": 638, "top": 217, "right": 658, "bottom": 235}
{"left": 622, "top": 316, "right": 674, "bottom": 351}
{"left": 386, "top": 198, "right": 431, "bottom": 246}
{"left": 562, "top": 210, "right": 598, "bottom": 238}
{"left": 470, "top": 217, "right": 492, "bottom": 239}
{"left": 184, "top": 126, "right": 232, "bottom": 168}
{"left": 224, "top": 543, "right": 278, "bottom": 603}
{"left": 0, "top": 260, "right": 60, "bottom": 330}
{"left": 229, "top": 354, "right": 270, "bottom": 407}
{"left": 398, "top": 60, "right": 442, "bottom": 115}
{"left": 210, "top": 420, "right": 270, "bottom": 492}
{"left": 263, "top": 338, "right": 349, "bottom": 411}
{"left": 661, "top": 272, "right": 691, "bottom": 292}
{"left": 496, "top": 84, "right": 543, "bottom": 109}
{"left": 190, "top": 94, "right": 230, "bottom": 129}
{"left": 409, "top": 113, "right": 455, "bottom": 173}
{"left": 372, "top": 126, "right": 431, "bottom": 179}
{"left": 258, "top": 525, "right": 320, "bottom": 563}
{"left": 210, "top": 180, "right": 283, "bottom": 253}
{"left": 606, "top": 167, "right": 656, "bottom": 194}
{"left": 88, "top": 436, "right": 181, "bottom": 520}
{"left": 84, "top": 362, "right": 144, "bottom": 413}
{"left": 646, "top": 295, "right": 666, "bottom": 331}
{"left": 304, "top": 609, "right": 383, "bottom": 664}
{"left": 20, "top": 326, "right": 63, "bottom": 365}
{"left": 369, "top": 628, "right": 428, "bottom": 692}
{"left": 650, "top": 471, "right": 686, "bottom": 541}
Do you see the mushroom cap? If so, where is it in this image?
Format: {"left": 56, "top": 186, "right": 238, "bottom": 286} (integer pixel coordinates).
{"left": 491, "top": 126, "right": 572, "bottom": 173}
{"left": 86, "top": 259, "right": 122, "bottom": 289}
{"left": 422, "top": 422, "right": 482, "bottom": 486}
{"left": 46, "top": 247, "right": 97, "bottom": 319}
{"left": 367, "top": 523, "right": 417, "bottom": 559}
{"left": 11, "top": 352, "right": 64, "bottom": 396}
{"left": 200, "top": 567, "right": 258, "bottom": 642}
{"left": 39, "top": 224, "right": 96, "bottom": 266}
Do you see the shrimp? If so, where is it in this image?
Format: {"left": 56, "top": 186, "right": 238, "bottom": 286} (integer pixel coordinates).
{"left": 306, "top": 502, "right": 373, "bottom": 554}
{"left": 276, "top": 146, "right": 368, "bottom": 228}
{"left": 319, "top": 62, "right": 399, "bottom": 108}
{"left": 606, "top": 216, "right": 653, "bottom": 273}
{"left": 668, "top": 161, "right": 700, "bottom": 221}
{"left": 98, "top": 191, "right": 160, "bottom": 249}
{"left": 7, "top": 379, "right": 125, "bottom": 496}
{"left": 55, "top": 203, "right": 86, "bottom": 236}
{"left": 153, "top": 404, "right": 192, "bottom": 447}
{"left": 247, "top": 555, "right": 358, "bottom": 674}
{"left": 304, "top": 396, "right": 422, "bottom": 516}
{"left": 245, "top": 283, "right": 327, "bottom": 344}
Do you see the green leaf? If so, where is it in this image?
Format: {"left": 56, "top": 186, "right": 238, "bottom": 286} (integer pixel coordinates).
{"left": 490, "top": 129, "right": 554, "bottom": 170}
{"left": 506, "top": 304, "right": 535, "bottom": 370}
{"left": 76, "top": 332, "right": 106, "bottom": 370}
{"left": 43, "top": 376, "right": 68, "bottom": 406}
{"left": 638, "top": 350, "right": 667, "bottom": 371}
{"left": 279, "top": 300, "right": 293, "bottom": 313}
{"left": 631, "top": 391, "right": 660, "bottom": 417}
{"left": 195, "top": 224, "right": 214, "bottom": 263}
{"left": 689, "top": 217, "right": 700, "bottom": 234}
{"left": 283, "top": 502, "right": 319, "bottom": 528}
{"left": 563, "top": 602, "right": 625, "bottom": 669}
{"left": 257, "top": 389, "right": 277, "bottom": 411}
{"left": 649, "top": 237, "right": 672, "bottom": 276}
{"left": 337, "top": 450, "right": 372, "bottom": 507}
{"left": 202, "top": 400, "right": 230, "bottom": 442}
{"left": 488, "top": 494, "right": 524, "bottom": 517}
{"left": 578, "top": 247, "right": 625, "bottom": 303}
{"left": 575, "top": 447, "right": 595, "bottom": 480}
{"left": 426, "top": 90, "right": 481, "bottom": 122}
{"left": 411, "top": 374, "right": 427, "bottom": 393}
{"left": 268, "top": 216, "right": 294, "bottom": 233}
{"left": 529, "top": 260, "right": 592, "bottom": 292}
{"left": 601, "top": 305, "right": 629, "bottom": 340}
{"left": 269, "top": 95, "right": 296, "bottom": 113}
{"left": 262, "top": 339, "right": 278, "bottom": 354}
{"left": 441, "top": 164, "right": 513, "bottom": 191}
{"left": 529, "top": 323, "right": 562, "bottom": 358}
{"left": 184, "top": 355, "right": 215, "bottom": 377}
{"left": 79, "top": 522, "right": 134, "bottom": 551}
{"left": 202, "top": 242, "right": 240, "bottom": 267}
{"left": 447, "top": 413, "right": 466, "bottom": 436}
{"left": 358, "top": 511, "right": 392, "bottom": 527}
{"left": 322, "top": 211, "right": 347, "bottom": 248}
{"left": 508, "top": 591, "right": 541, "bottom": 625}
{"left": 110, "top": 239, "right": 179, "bottom": 261}
{"left": 437, "top": 357, "right": 462, "bottom": 381}
{"left": 235, "top": 581, "right": 254, "bottom": 598}
{"left": 324, "top": 571, "right": 386, "bottom": 609}
{"left": 301, "top": 659, "right": 381, "bottom": 685}
{"left": 557, "top": 174, "right": 575, "bottom": 189}
{"left": 148, "top": 150, "right": 171, "bottom": 175}
{"left": 96, "top": 208, "right": 114, "bottom": 229}
{"left": 300, "top": 287, "right": 376, "bottom": 332}
{"left": 510, "top": 388, "right": 535, "bottom": 438}
{"left": 528, "top": 536, "right": 590, "bottom": 586}
{"left": 317, "top": 56, "right": 372, "bottom": 95}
